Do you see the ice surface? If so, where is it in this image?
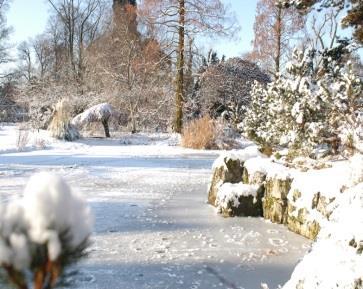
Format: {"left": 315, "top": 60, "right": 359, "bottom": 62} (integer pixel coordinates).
{"left": 0, "top": 125, "right": 310, "bottom": 289}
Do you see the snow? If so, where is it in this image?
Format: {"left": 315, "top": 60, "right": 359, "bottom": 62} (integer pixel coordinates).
{"left": 282, "top": 183, "right": 363, "bottom": 289}
{"left": 244, "top": 157, "right": 294, "bottom": 180}
{"left": 22, "top": 172, "right": 92, "bottom": 259}
{"left": 0, "top": 124, "right": 52, "bottom": 154}
{"left": 0, "top": 124, "right": 310, "bottom": 289}
{"left": 0, "top": 201, "right": 30, "bottom": 270}
{"left": 212, "top": 145, "right": 262, "bottom": 170}
{"left": 287, "top": 158, "right": 363, "bottom": 225}
{"left": 0, "top": 171, "right": 92, "bottom": 270}
{"left": 215, "top": 182, "right": 259, "bottom": 211}
{"left": 348, "top": 153, "right": 363, "bottom": 186}
{"left": 71, "top": 103, "right": 114, "bottom": 128}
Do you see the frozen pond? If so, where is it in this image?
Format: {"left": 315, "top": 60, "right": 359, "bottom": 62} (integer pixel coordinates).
{"left": 0, "top": 135, "right": 310, "bottom": 289}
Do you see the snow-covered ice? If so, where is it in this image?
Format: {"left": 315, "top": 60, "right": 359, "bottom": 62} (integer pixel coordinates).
{"left": 0, "top": 125, "right": 310, "bottom": 289}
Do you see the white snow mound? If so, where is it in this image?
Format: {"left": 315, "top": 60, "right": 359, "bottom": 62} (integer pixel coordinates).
{"left": 212, "top": 145, "right": 264, "bottom": 170}
{"left": 0, "top": 173, "right": 92, "bottom": 270}
{"left": 282, "top": 183, "right": 363, "bottom": 289}
{"left": 71, "top": 103, "right": 114, "bottom": 128}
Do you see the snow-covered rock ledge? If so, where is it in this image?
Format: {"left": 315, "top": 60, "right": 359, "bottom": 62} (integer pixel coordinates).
{"left": 207, "top": 146, "right": 264, "bottom": 217}
{"left": 208, "top": 148, "right": 363, "bottom": 240}
{"left": 209, "top": 149, "right": 363, "bottom": 288}
{"left": 282, "top": 183, "right": 363, "bottom": 289}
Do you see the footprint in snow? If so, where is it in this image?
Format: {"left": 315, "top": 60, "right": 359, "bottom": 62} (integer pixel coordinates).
{"left": 267, "top": 229, "right": 279, "bottom": 234}
{"left": 268, "top": 238, "right": 288, "bottom": 247}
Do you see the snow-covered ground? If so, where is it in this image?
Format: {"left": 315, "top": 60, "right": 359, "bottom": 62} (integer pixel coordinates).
{"left": 0, "top": 124, "right": 310, "bottom": 289}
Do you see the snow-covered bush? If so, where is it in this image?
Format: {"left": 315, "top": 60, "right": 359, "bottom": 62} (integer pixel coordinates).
{"left": 0, "top": 173, "right": 92, "bottom": 289}
{"left": 243, "top": 48, "right": 362, "bottom": 155}
{"left": 71, "top": 103, "right": 114, "bottom": 138}
{"left": 48, "top": 100, "right": 80, "bottom": 141}
{"left": 29, "top": 104, "right": 54, "bottom": 130}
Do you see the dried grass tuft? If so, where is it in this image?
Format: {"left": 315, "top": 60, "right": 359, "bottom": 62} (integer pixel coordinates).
{"left": 181, "top": 115, "right": 217, "bottom": 149}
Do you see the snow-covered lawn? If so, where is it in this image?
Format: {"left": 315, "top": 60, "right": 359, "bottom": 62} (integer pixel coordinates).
{"left": 0, "top": 124, "right": 309, "bottom": 289}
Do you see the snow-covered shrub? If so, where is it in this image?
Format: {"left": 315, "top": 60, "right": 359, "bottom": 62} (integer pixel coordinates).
{"left": 29, "top": 104, "right": 54, "bottom": 130}
{"left": 243, "top": 48, "right": 362, "bottom": 155}
{"left": 48, "top": 100, "right": 80, "bottom": 141}
{"left": 181, "top": 115, "right": 219, "bottom": 149}
{"left": 0, "top": 172, "right": 92, "bottom": 289}
{"left": 71, "top": 103, "right": 114, "bottom": 138}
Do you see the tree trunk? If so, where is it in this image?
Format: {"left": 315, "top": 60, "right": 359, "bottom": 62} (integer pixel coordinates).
{"left": 173, "top": 0, "right": 185, "bottom": 133}
{"left": 185, "top": 37, "right": 194, "bottom": 97}
{"left": 102, "top": 119, "right": 110, "bottom": 138}
{"left": 275, "top": 5, "right": 282, "bottom": 78}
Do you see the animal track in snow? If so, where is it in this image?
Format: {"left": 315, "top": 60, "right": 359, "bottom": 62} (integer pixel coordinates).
{"left": 268, "top": 238, "right": 288, "bottom": 247}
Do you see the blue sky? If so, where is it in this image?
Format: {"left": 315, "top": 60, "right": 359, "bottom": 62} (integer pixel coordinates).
{"left": 7, "top": 0, "right": 49, "bottom": 43}
{"left": 7, "top": 0, "right": 255, "bottom": 58}
{"left": 6, "top": 0, "right": 361, "bottom": 59}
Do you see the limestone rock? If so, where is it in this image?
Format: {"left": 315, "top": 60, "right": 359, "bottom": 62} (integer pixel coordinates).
{"left": 287, "top": 190, "right": 335, "bottom": 240}
{"left": 263, "top": 177, "right": 293, "bottom": 224}
{"left": 263, "top": 195, "right": 288, "bottom": 224}
{"left": 242, "top": 167, "right": 266, "bottom": 185}
{"left": 208, "top": 157, "right": 244, "bottom": 205}
{"left": 215, "top": 183, "right": 263, "bottom": 217}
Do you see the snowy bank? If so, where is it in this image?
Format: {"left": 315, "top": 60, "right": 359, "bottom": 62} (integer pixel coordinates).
{"left": 208, "top": 148, "right": 363, "bottom": 288}
{"left": 282, "top": 183, "right": 363, "bottom": 289}
{"left": 209, "top": 148, "right": 362, "bottom": 239}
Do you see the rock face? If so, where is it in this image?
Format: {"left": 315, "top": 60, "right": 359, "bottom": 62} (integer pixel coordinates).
{"left": 242, "top": 167, "right": 266, "bottom": 185}
{"left": 263, "top": 177, "right": 292, "bottom": 224}
{"left": 287, "top": 190, "right": 335, "bottom": 240}
{"left": 208, "top": 157, "right": 244, "bottom": 206}
{"left": 281, "top": 183, "right": 363, "bottom": 289}
{"left": 215, "top": 183, "right": 263, "bottom": 217}
{"left": 208, "top": 149, "right": 351, "bottom": 242}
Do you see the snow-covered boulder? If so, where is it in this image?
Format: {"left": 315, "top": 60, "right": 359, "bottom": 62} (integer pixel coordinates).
{"left": 282, "top": 183, "right": 363, "bottom": 289}
{"left": 208, "top": 146, "right": 262, "bottom": 206}
{"left": 285, "top": 156, "right": 361, "bottom": 240}
{"left": 71, "top": 103, "right": 114, "bottom": 137}
{"left": 215, "top": 183, "right": 263, "bottom": 217}
{"left": 242, "top": 156, "right": 270, "bottom": 185}
{"left": 241, "top": 157, "right": 293, "bottom": 222}
{"left": 263, "top": 178, "right": 292, "bottom": 225}
{"left": 286, "top": 164, "right": 350, "bottom": 240}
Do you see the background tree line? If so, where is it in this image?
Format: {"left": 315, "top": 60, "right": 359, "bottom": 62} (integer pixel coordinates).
{"left": 0, "top": 0, "right": 361, "bottom": 141}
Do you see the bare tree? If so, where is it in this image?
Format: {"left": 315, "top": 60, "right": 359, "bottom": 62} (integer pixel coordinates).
{"left": 86, "top": 8, "right": 172, "bottom": 132}
{"left": 0, "top": 0, "right": 12, "bottom": 76}
{"left": 47, "top": 0, "right": 105, "bottom": 82}
{"left": 17, "top": 41, "right": 33, "bottom": 83}
{"left": 139, "top": 0, "right": 238, "bottom": 132}
{"left": 299, "top": 7, "right": 344, "bottom": 75}
{"left": 196, "top": 58, "right": 270, "bottom": 128}
{"left": 33, "top": 35, "right": 53, "bottom": 80}
{"left": 248, "top": 0, "right": 305, "bottom": 78}
{"left": 284, "top": 0, "right": 363, "bottom": 45}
